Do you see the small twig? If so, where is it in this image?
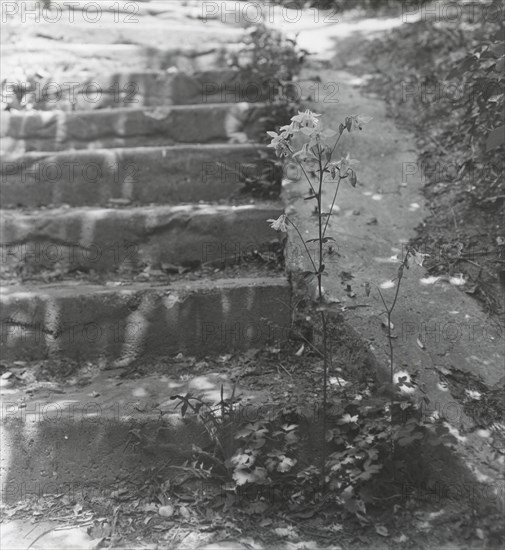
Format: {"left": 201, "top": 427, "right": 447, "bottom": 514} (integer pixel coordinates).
{"left": 291, "top": 328, "right": 324, "bottom": 358}
{"left": 450, "top": 207, "right": 459, "bottom": 234}
{"left": 278, "top": 362, "right": 293, "bottom": 378}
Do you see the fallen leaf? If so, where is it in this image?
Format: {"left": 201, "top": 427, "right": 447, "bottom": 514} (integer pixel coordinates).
{"left": 274, "top": 526, "right": 298, "bottom": 539}
{"left": 295, "top": 344, "right": 304, "bottom": 357}
{"left": 243, "top": 501, "right": 269, "bottom": 515}
{"left": 375, "top": 525, "right": 389, "bottom": 537}
{"left": 416, "top": 338, "right": 425, "bottom": 350}
{"left": 179, "top": 505, "right": 191, "bottom": 519}
{"left": 158, "top": 505, "right": 175, "bottom": 518}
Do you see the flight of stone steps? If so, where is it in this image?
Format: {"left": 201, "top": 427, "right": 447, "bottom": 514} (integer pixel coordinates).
{"left": 0, "top": 0, "right": 291, "bottom": 365}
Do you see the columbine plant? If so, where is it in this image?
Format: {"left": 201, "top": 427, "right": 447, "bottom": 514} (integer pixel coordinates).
{"left": 267, "top": 109, "right": 372, "bottom": 486}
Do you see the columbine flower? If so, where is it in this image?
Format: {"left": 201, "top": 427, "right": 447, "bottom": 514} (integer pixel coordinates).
{"left": 267, "top": 214, "right": 288, "bottom": 232}
{"left": 279, "top": 124, "right": 296, "bottom": 138}
{"left": 352, "top": 114, "right": 373, "bottom": 131}
{"left": 291, "top": 109, "right": 321, "bottom": 130}
{"left": 266, "top": 131, "right": 290, "bottom": 157}
{"left": 337, "top": 153, "right": 359, "bottom": 175}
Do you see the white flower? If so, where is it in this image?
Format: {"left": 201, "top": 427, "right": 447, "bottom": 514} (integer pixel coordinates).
{"left": 266, "top": 131, "right": 290, "bottom": 157}
{"left": 352, "top": 114, "right": 373, "bottom": 130}
{"left": 267, "top": 214, "right": 288, "bottom": 232}
{"left": 291, "top": 109, "right": 321, "bottom": 129}
{"left": 338, "top": 153, "right": 359, "bottom": 173}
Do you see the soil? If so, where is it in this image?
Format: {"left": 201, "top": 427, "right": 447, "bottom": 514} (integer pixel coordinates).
{"left": 2, "top": 327, "right": 504, "bottom": 549}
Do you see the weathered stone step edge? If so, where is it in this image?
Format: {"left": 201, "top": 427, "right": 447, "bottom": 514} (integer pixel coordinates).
{"left": 1, "top": 43, "right": 241, "bottom": 75}
{"left": 0, "top": 372, "right": 263, "bottom": 503}
{"left": 1, "top": 144, "right": 275, "bottom": 207}
{"left": 1, "top": 103, "right": 271, "bottom": 153}
{"left": 6, "top": 23, "right": 245, "bottom": 49}
{"left": 2, "top": 0, "right": 250, "bottom": 22}
{"left": 0, "top": 203, "right": 283, "bottom": 274}
{"left": 0, "top": 277, "right": 291, "bottom": 363}
{"left": 3, "top": 69, "right": 276, "bottom": 111}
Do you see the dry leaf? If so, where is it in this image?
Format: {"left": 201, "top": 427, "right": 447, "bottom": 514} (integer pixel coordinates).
{"left": 158, "top": 505, "right": 175, "bottom": 518}
{"left": 375, "top": 525, "right": 389, "bottom": 537}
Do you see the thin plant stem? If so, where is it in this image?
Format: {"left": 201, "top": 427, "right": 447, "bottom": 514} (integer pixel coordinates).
{"left": 316, "top": 141, "right": 328, "bottom": 491}
{"left": 278, "top": 119, "right": 354, "bottom": 494}
{"left": 323, "top": 176, "right": 342, "bottom": 239}
{"left": 376, "top": 250, "right": 411, "bottom": 457}
{"left": 286, "top": 216, "right": 318, "bottom": 274}
{"left": 286, "top": 144, "right": 318, "bottom": 198}
{"left": 322, "top": 131, "right": 344, "bottom": 172}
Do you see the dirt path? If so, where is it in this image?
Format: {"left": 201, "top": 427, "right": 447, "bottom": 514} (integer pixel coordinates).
{"left": 282, "top": 2, "right": 504, "bottom": 516}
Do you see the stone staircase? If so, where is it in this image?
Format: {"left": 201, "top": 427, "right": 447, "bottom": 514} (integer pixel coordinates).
{"left": 0, "top": 1, "right": 291, "bottom": 365}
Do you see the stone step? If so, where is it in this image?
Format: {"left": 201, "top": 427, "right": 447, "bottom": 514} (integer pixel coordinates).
{"left": 0, "top": 367, "right": 272, "bottom": 504}
{"left": 1, "top": 144, "right": 275, "bottom": 207}
{"left": 1, "top": 44, "right": 241, "bottom": 88}
{"left": 0, "top": 204, "right": 283, "bottom": 276}
{"left": 2, "top": 0, "right": 253, "bottom": 27}
{"left": 6, "top": 22, "right": 245, "bottom": 48}
{"left": 1, "top": 103, "right": 271, "bottom": 153}
{"left": 3, "top": 69, "right": 274, "bottom": 112}
{"left": 0, "top": 277, "right": 291, "bottom": 362}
